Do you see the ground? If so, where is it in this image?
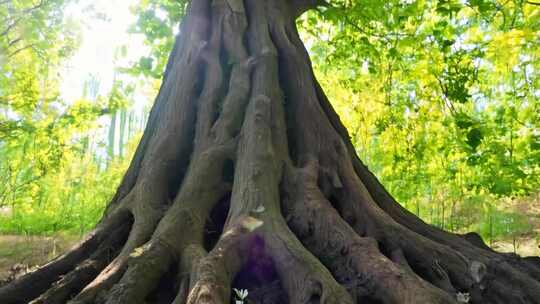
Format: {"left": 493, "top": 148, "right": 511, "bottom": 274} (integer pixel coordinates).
{"left": 1, "top": 233, "right": 537, "bottom": 288}
{"left": 0, "top": 234, "right": 79, "bottom": 285}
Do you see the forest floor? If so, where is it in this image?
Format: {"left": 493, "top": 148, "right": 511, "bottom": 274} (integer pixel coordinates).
{"left": 0, "top": 234, "right": 80, "bottom": 285}
{"left": 0, "top": 194, "right": 538, "bottom": 284}
{"left": 0, "top": 232, "right": 538, "bottom": 286}
{"left": 492, "top": 237, "right": 540, "bottom": 257}
{"left": 492, "top": 193, "right": 540, "bottom": 257}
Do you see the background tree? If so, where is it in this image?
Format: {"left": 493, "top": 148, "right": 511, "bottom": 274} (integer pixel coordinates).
{"left": 0, "top": 0, "right": 145, "bottom": 235}
{"left": 306, "top": 0, "right": 540, "bottom": 242}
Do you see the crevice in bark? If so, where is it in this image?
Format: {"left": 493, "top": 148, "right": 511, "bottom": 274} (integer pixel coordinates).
{"left": 194, "top": 59, "right": 209, "bottom": 102}
{"left": 407, "top": 254, "right": 456, "bottom": 293}
{"left": 308, "top": 292, "right": 321, "bottom": 304}
{"left": 217, "top": 36, "right": 234, "bottom": 106}
{"left": 462, "top": 232, "right": 494, "bottom": 252}
{"left": 222, "top": 158, "right": 235, "bottom": 183}
{"left": 160, "top": 59, "right": 207, "bottom": 203}
{"left": 374, "top": 240, "right": 394, "bottom": 262}
{"left": 281, "top": 82, "right": 299, "bottom": 166}
{"left": 204, "top": 193, "right": 231, "bottom": 251}
{"left": 167, "top": 165, "right": 189, "bottom": 203}
{"left": 524, "top": 256, "right": 540, "bottom": 271}
{"left": 355, "top": 293, "right": 386, "bottom": 304}
{"left": 145, "top": 263, "right": 178, "bottom": 304}
{"left": 231, "top": 236, "right": 288, "bottom": 304}
{"left": 285, "top": 117, "right": 299, "bottom": 166}
{"left": 326, "top": 188, "right": 363, "bottom": 237}
{"left": 326, "top": 193, "right": 341, "bottom": 215}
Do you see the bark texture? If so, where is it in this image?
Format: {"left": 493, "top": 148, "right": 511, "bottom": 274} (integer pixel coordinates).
{"left": 1, "top": 0, "right": 539, "bottom": 303}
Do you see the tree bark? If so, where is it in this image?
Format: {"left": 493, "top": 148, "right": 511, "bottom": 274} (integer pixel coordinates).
{"left": 1, "top": 0, "right": 539, "bottom": 303}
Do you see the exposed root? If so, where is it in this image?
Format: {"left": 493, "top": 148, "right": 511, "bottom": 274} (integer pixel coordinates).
{"left": 67, "top": 256, "right": 127, "bottom": 304}
{"left": 332, "top": 147, "right": 480, "bottom": 294}
{"left": 0, "top": 211, "right": 131, "bottom": 304}
{"left": 30, "top": 257, "right": 111, "bottom": 304}
{"left": 99, "top": 144, "right": 233, "bottom": 303}
{"left": 267, "top": 223, "right": 354, "bottom": 304}
{"left": 29, "top": 222, "right": 130, "bottom": 304}
{"left": 282, "top": 159, "right": 455, "bottom": 304}
{"left": 0, "top": 237, "right": 93, "bottom": 304}
{"left": 104, "top": 241, "right": 173, "bottom": 304}
{"left": 67, "top": 212, "right": 161, "bottom": 304}
{"left": 187, "top": 218, "right": 256, "bottom": 304}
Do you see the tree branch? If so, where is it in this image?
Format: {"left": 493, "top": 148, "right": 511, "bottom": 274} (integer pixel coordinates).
{"left": 1, "top": 0, "right": 47, "bottom": 28}
{"left": 0, "top": 18, "right": 22, "bottom": 38}
{"left": 7, "top": 37, "right": 22, "bottom": 48}
{"left": 291, "top": 0, "right": 329, "bottom": 18}
{"left": 7, "top": 44, "right": 36, "bottom": 58}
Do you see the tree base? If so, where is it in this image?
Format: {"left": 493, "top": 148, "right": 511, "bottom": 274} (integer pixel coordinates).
{"left": 1, "top": 0, "right": 539, "bottom": 303}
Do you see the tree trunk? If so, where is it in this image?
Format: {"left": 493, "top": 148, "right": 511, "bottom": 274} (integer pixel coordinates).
{"left": 108, "top": 111, "right": 117, "bottom": 162}
{"left": 1, "top": 1, "right": 539, "bottom": 303}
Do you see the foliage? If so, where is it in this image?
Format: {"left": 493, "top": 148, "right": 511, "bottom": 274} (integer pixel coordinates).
{"left": 0, "top": 0, "right": 143, "bottom": 235}
{"left": 0, "top": 137, "right": 139, "bottom": 235}
{"left": 126, "top": 0, "right": 187, "bottom": 78}
{"left": 302, "top": 0, "right": 539, "bottom": 240}
{"left": 1, "top": 0, "right": 84, "bottom": 212}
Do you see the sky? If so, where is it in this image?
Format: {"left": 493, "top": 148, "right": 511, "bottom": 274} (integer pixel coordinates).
{"left": 60, "top": 0, "right": 151, "bottom": 157}
{"left": 60, "top": 0, "right": 147, "bottom": 104}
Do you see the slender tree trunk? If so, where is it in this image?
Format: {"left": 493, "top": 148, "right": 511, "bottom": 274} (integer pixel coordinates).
{"left": 1, "top": 1, "right": 540, "bottom": 303}
{"left": 108, "top": 111, "right": 117, "bottom": 162}
{"left": 128, "top": 111, "right": 135, "bottom": 142}
{"left": 119, "top": 109, "right": 127, "bottom": 158}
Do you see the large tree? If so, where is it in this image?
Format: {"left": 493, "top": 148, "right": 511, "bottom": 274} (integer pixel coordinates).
{"left": 1, "top": 0, "right": 540, "bottom": 303}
